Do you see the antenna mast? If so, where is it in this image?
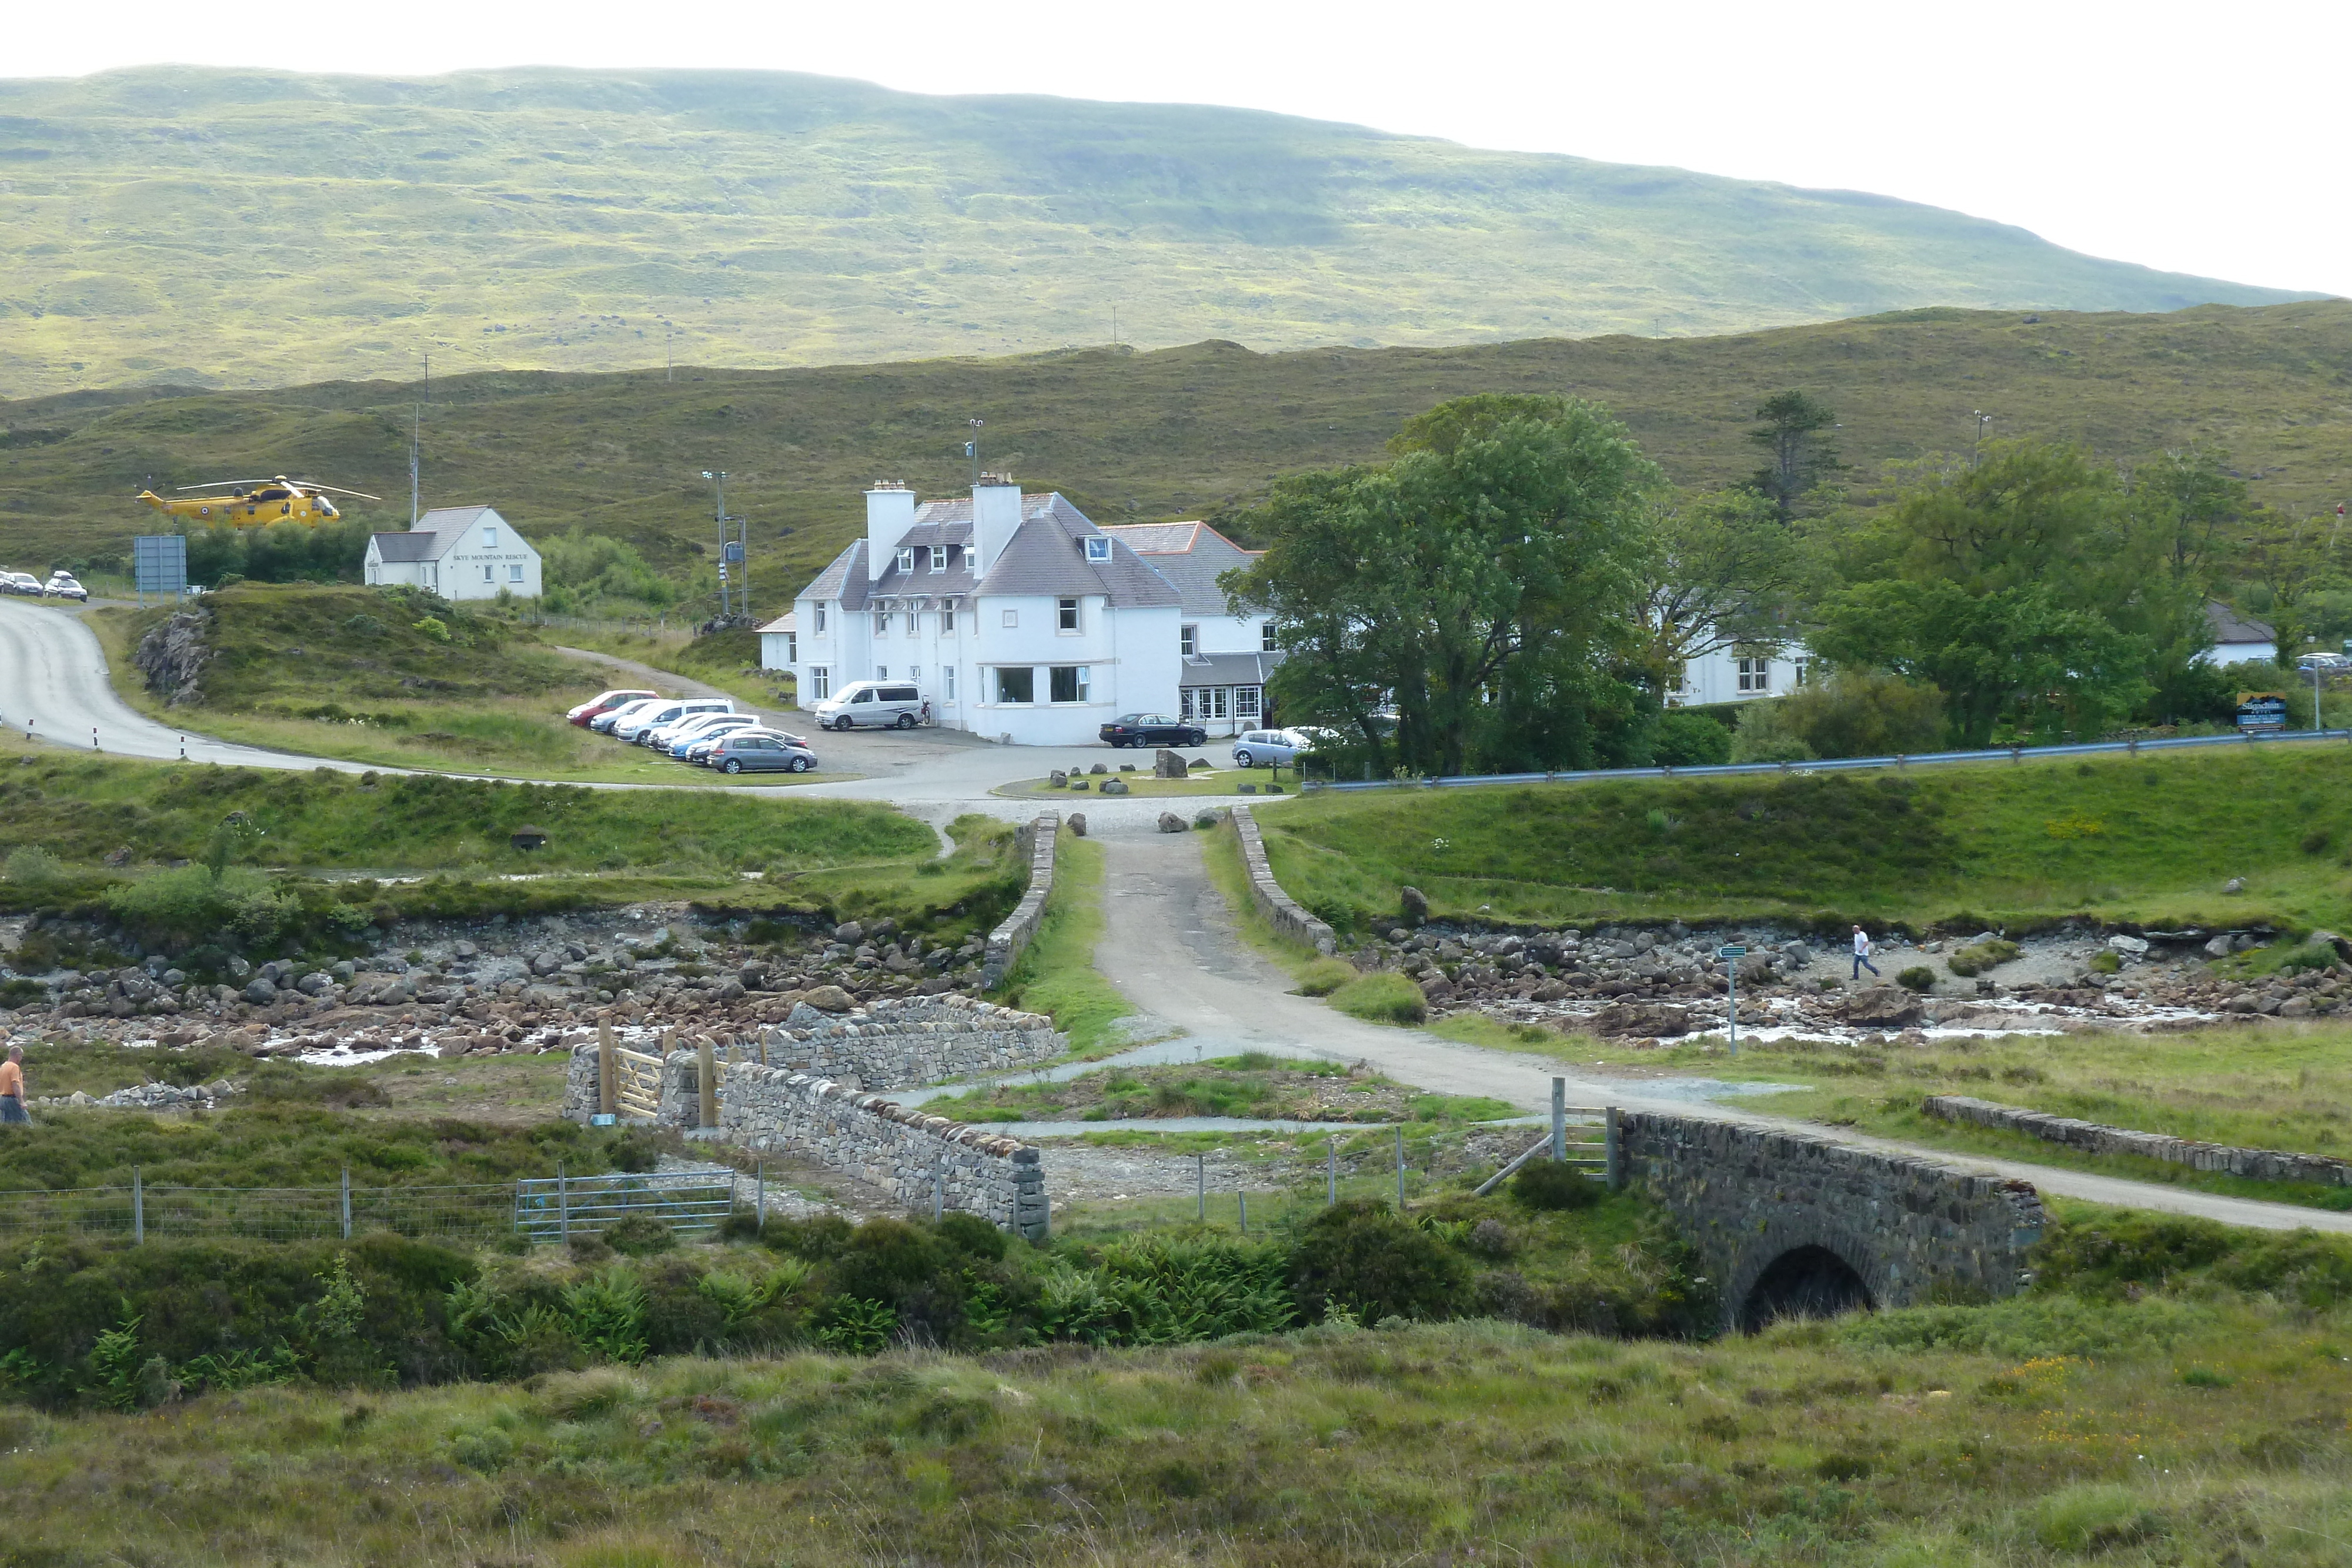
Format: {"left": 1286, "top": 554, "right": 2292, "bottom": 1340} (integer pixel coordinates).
{"left": 409, "top": 406, "right": 421, "bottom": 526}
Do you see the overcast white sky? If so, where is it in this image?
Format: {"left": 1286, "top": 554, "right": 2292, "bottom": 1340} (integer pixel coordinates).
{"left": 9, "top": 0, "right": 2348, "bottom": 298}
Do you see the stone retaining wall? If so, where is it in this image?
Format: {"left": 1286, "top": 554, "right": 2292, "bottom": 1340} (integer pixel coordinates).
{"left": 1232, "top": 805, "right": 1338, "bottom": 955}
{"left": 759, "top": 993, "right": 1064, "bottom": 1090}
{"left": 1925, "top": 1094, "right": 2352, "bottom": 1186}
{"left": 981, "top": 813, "right": 1059, "bottom": 989}
{"left": 1618, "top": 1111, "right": 2047, "bottom": 1329}
{"left": 718, "top": 1064, "right": 1048, "bottom": 1239}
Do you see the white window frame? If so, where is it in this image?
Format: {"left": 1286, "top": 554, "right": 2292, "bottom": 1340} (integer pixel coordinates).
{"left": 482, "top": 526, "right": 499, "bottom": 547}
{"left": 876, "top": 664, "right": 888, "bottom": 680}
{"left": 809, "top": 666, "right": 831, "bottom": 701}
{"left": 1057, "top": 597, "right": 1080, "bottom": 633}
{"left": 930, "top": 546, "right": 947, "bottom": 572}
{"left": 896, "top": 547, "right": 916, "bottom": 575}
{"left": 941, "top": 607, "right": 956, "bottom": 633}
{"left": 1084, "top": 536, "right": 1112, "bottom": 563}
{"left": 906, "top": 611, "right": 919, "bottom": 637}
{"left": 993, "top": 666, "right": 1036, "bottom": 705}
{"left": 1180, "top": 624, "right": 1198, "bottom": 657}
{"left": 876, "top": 610, "right": 891, "bottom": 633}
{"left": 1235, "top": 686, "right": 1262, "bottom": 718}
{"left": 944, "top": 666, "right": 957, "bottom": 700}
{"left": 1049, "top": 665, "right": 1091, "bottom": 704}
{"left": 1736, "top": 654, "right": 1770, "bottom": 694}
{"left": 509, "top": 564, "right": 525, "bottom": 583}
{"left": 909, "top": 665, "right": 921, "bottom": 683}
{"left": 813, "top": 604, "right": 828, "bottom": 633}
{"left": 1261, "top": 621, "right": 1278, "bottom": 653}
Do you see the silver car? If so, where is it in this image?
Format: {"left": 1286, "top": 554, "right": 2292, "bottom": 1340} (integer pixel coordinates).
{"left": 1230, "top": 728, "right": 1317, "bottom": 768}
{"left": 709, "top": 731, "right": 818, "bottom": 774}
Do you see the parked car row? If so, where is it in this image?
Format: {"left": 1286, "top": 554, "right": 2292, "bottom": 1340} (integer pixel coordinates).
{"left": 564, "top": 689, "right": 819, "bottom": 774}
{"left": 1, "top": 570, "right": 83, "bottom": 600}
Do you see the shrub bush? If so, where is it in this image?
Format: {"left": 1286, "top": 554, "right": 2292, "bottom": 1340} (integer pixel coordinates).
{"left": 1511, "top": 1159, "right": 1601, "bottom": 1211}
{"left": 1288, "top": 1199, "right": 1468, "bottom": 1324}
{"left": 1651, "top": 710, "right": 1732, "bottom": 767}
{"left": 1896, "top": 965, "right": 1935, "bottom": 991}
{"left": 1947, "top": 938, "right": 2021, "bottom": 977}
{"left": 1732, "top": 670, "right": 1946, "bottom": 760}
{"left": 1293, "top": 957, "right": 1357, "bottom": 997}
{"left": 2089, "top": 950, "right": 2122, "bottom": 974}
{"left": 1328, "top": 971, "right": 1428, "bottom": 1024}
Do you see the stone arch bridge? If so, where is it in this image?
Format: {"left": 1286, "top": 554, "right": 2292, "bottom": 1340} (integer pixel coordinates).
{"left": 1617, "top": 1112, "right": 2049, "bottom": 1331}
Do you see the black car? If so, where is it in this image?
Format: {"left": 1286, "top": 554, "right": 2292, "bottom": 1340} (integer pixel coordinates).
{"left": 1100, "top": 712, "right": 1207, "bottom": 748}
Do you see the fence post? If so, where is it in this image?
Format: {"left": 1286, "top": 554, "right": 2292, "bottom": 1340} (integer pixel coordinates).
{"left": 340, "top": 1167, "right": 351, "bottom": 1241}
{"left": 1197, "top": 1154, "right": 1205, "bottom": 1222}
{"left": 1551, "top": 1078, "right": 1566, "bottom": 1162}
{"left": 1239, "top": 1192, "right": 1247, "bottom": 1235}
{"left": 697, "top": 1036, "right": 717, "bottom": 1129}
{"left": 1395, "top": 1125, "right": 1406, "bottom": 1209}
{"left": 1605, "top": 1107, "right": 1622, "bottom": 1192}
{"left": 1327, "top": 1137, "right": 1337, "bottom": 1205}
{"left": 132, "top": 1166, "right": 143, "bottom": 1245}
{"left": 757, "top": 1159, "right": 766, "bottom": 1233}
{"left": 597, "top": 1024, "right": 616, "bottom": 1118}
{"left": 557, "top": 1162, "right": 570, "bottom": 1243}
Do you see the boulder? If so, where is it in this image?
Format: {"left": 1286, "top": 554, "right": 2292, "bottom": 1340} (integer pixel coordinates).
{"left": 1068, "top": 813, "right": 1087, "bottom": 837}
{"left": 1157, "top": 811, "right": 1188, "bottom": 833}
{"left": 1400, "top": 886, "right": 1430, "bottom": 925}
{"left": 833, "top": 921, "right": 865, "bottom": 944}
{"left": 2107, "top": 934, "right": 2149, "bottom": 955}
{"left": 1532, "top": 979, "right": 1571, "bottom": 1002}
{"left": 1049, "top": 770, "right": 1068, "bottom": 787}
{"left": 2203, "top": 934, "right": 2234, "bottom": 958}
{"left": 2223, "top": 877, "right": 2247, "bottom": 894}
{"left": 1840, "top": 986, "right": 1924, "bottom": 1028}
{"left": 242, "top": 978, "right": 278, "bottom": 1005}
{"left": 1088, "top": 763, "right": 1108, "bottom": 775}
{"left": 799, "top": 985, "right": 856, "bottom": 1014}
{"left": 1154, "top": 749, "right": 1188, "bottom": 780}
{"left": 1592, "top": 1002, "right": 1691, "bottom": 1037}
{"left": 1100, "top": 778, "right": 1130, "bottom": 795}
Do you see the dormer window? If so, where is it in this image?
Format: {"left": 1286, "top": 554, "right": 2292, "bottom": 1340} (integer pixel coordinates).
{"left": 1084, "top": 536, "right": 1112, "bottom": 563}
{"left": 930, "top": 546, "right": 947, "bottom": 572}
{"left": 896, "top": 547, "right": 916, "bottom": 575}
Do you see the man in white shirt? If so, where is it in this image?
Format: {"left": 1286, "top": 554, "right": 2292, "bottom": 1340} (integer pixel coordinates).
{"left": 1851, "top": 925, "right": 1881, "bottom": 982}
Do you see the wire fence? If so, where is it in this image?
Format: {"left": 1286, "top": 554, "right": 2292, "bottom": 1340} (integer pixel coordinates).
{"left": 0, "top": 1170, "right": 737, "bottom": 1246}
{"left": 1304, "top": 724, "right": 2352, "bottom": 794}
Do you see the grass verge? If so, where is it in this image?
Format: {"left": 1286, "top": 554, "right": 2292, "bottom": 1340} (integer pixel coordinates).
{"left": 922, "top": 1052, "right": 1513, "bottom": 1125}
{"left": 992, "top": 829, "right": 1135, "bottom": 1055}
{"left": 1269, "top": 743, "right": 2352, "bottom": 935}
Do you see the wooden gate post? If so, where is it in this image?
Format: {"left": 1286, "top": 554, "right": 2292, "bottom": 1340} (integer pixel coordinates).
{"left": 597, "top": 1024, "right": 617, "bottom": 1118}
{"left": 696, "top": 1036, "right": 717, "bottom": 1129}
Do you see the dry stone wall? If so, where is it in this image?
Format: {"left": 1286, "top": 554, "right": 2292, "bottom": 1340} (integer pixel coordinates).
{"left": 760, "top": 994, "right": 1063, "bottom": 1091}
{"left": 1926, "top": 1094, "right": 2352, "bottom": 1186}
{"left": 981, "top": 814, "right": 1059, "bottom": 989}
{"left": 1232, "top": 805, "right": 1338, "bottom": 955}
{"left": 719, "top": 1064, "right": 1049, "bottom": 1239}
{"left": 1618, "top": 1111, "right": 2047, "bottom": 1329}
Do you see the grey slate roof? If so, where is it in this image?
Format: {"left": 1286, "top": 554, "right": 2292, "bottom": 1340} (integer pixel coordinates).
{"left": 369, "top": 506, "right": 506, "bottom": 566}
{"left": 798, "top": 493, "right": 1182, "bottom": 610}
{"left": 1177, "top": 652, "right": 1277, "bottom": 688}
{"left": 1097, "top": 520, "right": 1263, "bottom": 617}
{"left": 2205, "top": 599, "right": 2276, "bottom": 646}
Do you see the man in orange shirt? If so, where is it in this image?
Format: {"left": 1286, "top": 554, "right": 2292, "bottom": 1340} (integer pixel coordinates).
{"left": 0, "top": 1044, "right": 27, "bottom": 1124}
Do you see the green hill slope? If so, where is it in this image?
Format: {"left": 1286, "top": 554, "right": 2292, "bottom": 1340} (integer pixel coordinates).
{"left": 0, "top": 66, "right": 2317, "bottom": 397}
{"left": 2, "top": 302, "right": 2347, "bottom": 599}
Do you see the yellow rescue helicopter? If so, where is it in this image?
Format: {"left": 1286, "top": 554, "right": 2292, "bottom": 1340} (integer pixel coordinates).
{"left": 135, "top": 476, "right": 382, "bottom": 527}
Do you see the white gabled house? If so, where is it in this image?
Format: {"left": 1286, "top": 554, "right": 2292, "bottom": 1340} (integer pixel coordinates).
{"left": 789, "top": 477, "right": 1187, "bottom": 745}
{"left": 1671, "top": 640, "right": 1812, "bottom": 707}
{"left": 758, "top": 612, "right": 797, "bottom": 671}
{"left": 364, "top": 507, "right": 543, "bottom": 601}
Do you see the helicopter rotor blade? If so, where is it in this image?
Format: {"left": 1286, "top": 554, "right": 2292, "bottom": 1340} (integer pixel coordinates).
{"left": 286, "top": 482, "right": 385, "bottom": 501}
{"left": 175, "top": 480, "right": 267, "bottom": 491}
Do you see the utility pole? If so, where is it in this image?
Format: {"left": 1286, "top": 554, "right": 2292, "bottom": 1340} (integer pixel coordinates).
{"left": 409, "top": 406, "right": 421, "bottom": 526}
{"left": 1111, "top": 304, "right": 1118, "bottom": 346}
{"left": 702, "top": 470, "right": 729, "bottom": 621}
{"left": 1971, "top": 409, "right": 1993, "bottom": 467}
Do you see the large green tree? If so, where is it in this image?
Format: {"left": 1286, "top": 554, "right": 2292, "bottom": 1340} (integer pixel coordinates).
{"left": 1225, "top": 394, "right": 1659, "bottom": 777}
{"left": 1809, "top": 442, "right": 2166, "bottom": 745}
{"left": 1746, "top": 390, "right": 1845, "bottom": 521}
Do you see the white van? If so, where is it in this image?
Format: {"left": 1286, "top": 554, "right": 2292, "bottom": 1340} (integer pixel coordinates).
{"left": 811, "top": 681, "right": 928, "bottom": 731}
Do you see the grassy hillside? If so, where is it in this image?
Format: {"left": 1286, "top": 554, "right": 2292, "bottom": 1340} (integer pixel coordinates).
{"left": 0, "top": 66, "right": 2309, "bottom": 399}
{"left": 5, "top": 302, "right": 2350, "bottom": 599}
{"left": 1258, "top": 742, "right": 2352, "bottom": 935}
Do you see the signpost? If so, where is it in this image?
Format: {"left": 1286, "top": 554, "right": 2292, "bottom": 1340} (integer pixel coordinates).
{"left": 131, "top": 534, "right": 188, "bottom": 606}
{"left": 2236, "top": 692, "right": 2288, "bottom": 732}
{"left": 1718, "top": 945, "right": 1746, "bottom": 1055}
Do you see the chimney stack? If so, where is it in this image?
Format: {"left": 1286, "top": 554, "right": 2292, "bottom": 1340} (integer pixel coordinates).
{"left": 971, "top": 473, "right": 1021, "bottom": 579}
{"left": 864, "top": 482, "right": 917, "bottom": 577}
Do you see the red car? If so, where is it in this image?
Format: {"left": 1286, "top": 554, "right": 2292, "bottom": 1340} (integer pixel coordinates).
{"left": 567, "top": 688, "right": 659, "bottom": 727}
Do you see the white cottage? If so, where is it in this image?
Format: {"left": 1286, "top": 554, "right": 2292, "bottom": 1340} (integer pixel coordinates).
{"left": 758, "top": 612, "right": 797, "bottom": 671}
{"left": 790, "top": 477, "right": 1184, "bottom": 745}
{"left": 363, "top": 507, "right": 543, "bottom": 601}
